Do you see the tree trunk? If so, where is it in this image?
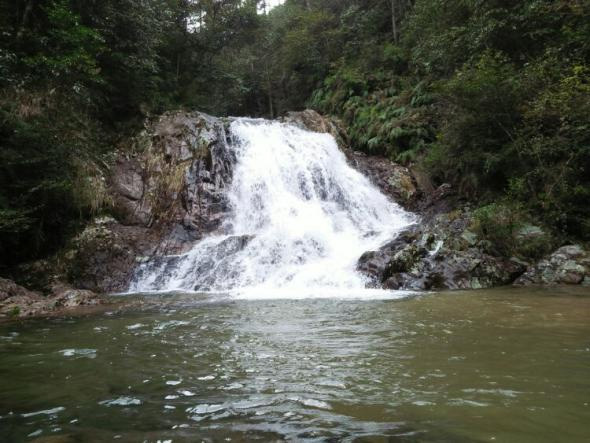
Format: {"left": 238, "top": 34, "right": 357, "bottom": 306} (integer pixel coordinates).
{"left": 390, "top": 0, "right": 398, "bottom": 43}
{"left": 267, "top": 76, "right": 274, "bottom": 119}
{"left": 16, "top": 0, "right": 34, "bottom": 40}
{"left": 265, "top": 61, "right": 274, "bottom": 118}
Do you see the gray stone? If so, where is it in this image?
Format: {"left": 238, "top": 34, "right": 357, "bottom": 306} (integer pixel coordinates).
{"left": 0, "top": 278, "right": 106, "bottom": 319}
{"left": 461, "top": 230, "right": 478, "bottom": 246}
{"left": 110, "top": 111, "right": 235, "bottom": 233}
{"left": 357, "top": 209, "right": 527, "bottom": 290}
{"left": 516, "top": 224, "right": 545, "bottom": 239}
{"left": 514, "top": 244, "right": 590, "bottom": 286}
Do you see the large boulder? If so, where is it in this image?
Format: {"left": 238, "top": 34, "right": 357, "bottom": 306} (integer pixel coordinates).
{"left": 0, "top": 277, "right": 42, "bottom": 303}
{"left": 514, "top": 245, "right": 590, "bottom": 286}
{"left": 346, "top": 152, "right": 419, "bottom": 209}
{"left": 63, "top": 216, "right": 157, "bottom": 293}
{"left": 357, "top": 208, "right": 527, "bottom": 290}
{"left": 283, "top": 109, "right": 348, "bottom": 148}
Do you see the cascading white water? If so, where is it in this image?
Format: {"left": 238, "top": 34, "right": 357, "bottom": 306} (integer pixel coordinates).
{"left": 129, "top": 118, "right": 415, "bottom": 297}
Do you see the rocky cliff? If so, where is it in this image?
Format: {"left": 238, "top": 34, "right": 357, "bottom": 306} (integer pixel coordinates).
{"left": 65, "top": 111, "right": 236, "bottom": 292}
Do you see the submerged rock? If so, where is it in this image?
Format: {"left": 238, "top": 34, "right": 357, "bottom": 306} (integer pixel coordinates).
{"left": 514, "top": 245, "right": 590, "bottom": 286}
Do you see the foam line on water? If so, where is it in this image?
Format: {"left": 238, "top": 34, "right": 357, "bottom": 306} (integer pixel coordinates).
{"left": 229, "top": 287, "right": 416, "bottom": 301}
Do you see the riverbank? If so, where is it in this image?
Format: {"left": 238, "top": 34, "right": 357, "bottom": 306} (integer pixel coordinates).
{"left": 0, "top": 278, "right": 121, "bottom": 322}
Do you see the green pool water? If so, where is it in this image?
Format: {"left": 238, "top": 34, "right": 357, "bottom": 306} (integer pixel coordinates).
{"left": 1, "top": 287, "right": 589, "bottom": 442}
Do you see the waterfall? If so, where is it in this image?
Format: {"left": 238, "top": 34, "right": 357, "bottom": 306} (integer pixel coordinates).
{"left": 129, "top": 118, "right": 415, "bottom": 297}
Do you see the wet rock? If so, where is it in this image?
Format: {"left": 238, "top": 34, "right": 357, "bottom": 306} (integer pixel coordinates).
{"left": 110, "top": 111, "right": 234, "bottom": 235}
{"left": 282, "top": 109, "right": 348, "bottom": 148}
{"left": 284, "top": 109, "right": 420, "bottom": 209}
{"left": 357, "top": 229, "right": 420, "bottom": 283}
{"left": 214, "top": 235, "right": 255, "bottom": 257}
{"left": 63, "top": 217, "right": 158, "bottom": 293}
{"left": 190, "top": 235, "right": 255, "bottom": 291}
{"left": 0, "top": 278, "right": 105, "bottom": 320}
{"left": 357, "top": 209, "right": 527, "bottom": 290}
{"left": 349, "top": 153, "right": 418, "bottom": 208}
{"left": 0, "top": 277, "right": 42, "bottom": 304}
{"left": 514, "top": 245, "right": 590, "bottom": 286}
{"left": 49, "top": 282, "right": 104, "bottom": 308}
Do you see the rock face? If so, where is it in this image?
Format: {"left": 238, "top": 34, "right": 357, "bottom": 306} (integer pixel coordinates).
{"left": 111, "top": 111, "right": 234, "bottom": 239}
{"left": 357, "top": 209, "right": 527, "bottom": 290}
{"left": 515, "top": 245, "right": 590, "bottom": 286}
{"left": 59, "top": 111, "right": 238, "bottom": 293}
{"left": 284, "top": 110, "right": 421, "bottom": 209}
{"left": 64, "top": 217, "right": 156, "bottom": 293}
{"left": 346, "top": 152, "right": 419, "bottom": 209}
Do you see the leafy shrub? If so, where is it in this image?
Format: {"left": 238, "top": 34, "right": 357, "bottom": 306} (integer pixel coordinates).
{"left": 310, "top": 52, "right": 435, "bottom": 162}
{"left": 471, "top": 202, "right": 554, "bottom": 260}
{"left": 471, "top": 203, "right": 523, "bottom": 257}
{"left": 424, "top": 51, "right": 522, "bottom": 197}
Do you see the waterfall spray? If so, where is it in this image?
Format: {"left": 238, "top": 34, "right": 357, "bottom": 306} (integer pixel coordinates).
{"left": 129, "top": 119, "right": 415, "bottom": 297}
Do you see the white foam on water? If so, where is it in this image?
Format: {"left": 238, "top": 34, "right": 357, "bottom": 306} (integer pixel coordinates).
{"left": 21, "top": 407, "right": 65, "bottom": 418}
{"left": 99, "top": 397, "right": 142, "bottom": 407}
{"left": 129, "top": 119, "right": 416, "bottom": 298}
{"left": 186, "top": 404, "right": 225, "bottom": 415}
{"left": 59, "top": 349, "right": 96, "bottom": 359}
{"left": 230, "top": 287, "right": 414, "bottom": 300}
{"left": 126, "top": 323, "right": 144, "bottom": 330}
{"left": 197, "top": 375, "right": 215, "bottom": 381}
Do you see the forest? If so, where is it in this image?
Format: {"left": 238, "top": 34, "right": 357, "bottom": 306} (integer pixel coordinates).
{"left": 1, "top": 4, "right": 590, "bottom": 440}
{"left": 1, "top": 0, "right": 589, "bottom": 269}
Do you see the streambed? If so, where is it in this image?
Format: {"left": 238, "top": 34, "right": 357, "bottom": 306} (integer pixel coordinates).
{"left": 1, "top": 288, "right": 589, "bottom": 442}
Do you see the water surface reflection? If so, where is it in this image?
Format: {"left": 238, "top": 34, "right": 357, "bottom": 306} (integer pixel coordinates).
{"left": 0, "top": 287, "right": 589, "bottom": 442}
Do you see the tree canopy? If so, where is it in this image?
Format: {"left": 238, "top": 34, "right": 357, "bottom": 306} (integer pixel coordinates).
{"left": 1, "top": 0, "right": 589, "bottom": 269}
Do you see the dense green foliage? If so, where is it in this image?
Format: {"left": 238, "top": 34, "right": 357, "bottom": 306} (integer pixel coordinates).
{"left": 1, "top": 0, "right": 589, "bottom": 270}
{"left": 310, "top": 0, "right": 590, "bottom": 241}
